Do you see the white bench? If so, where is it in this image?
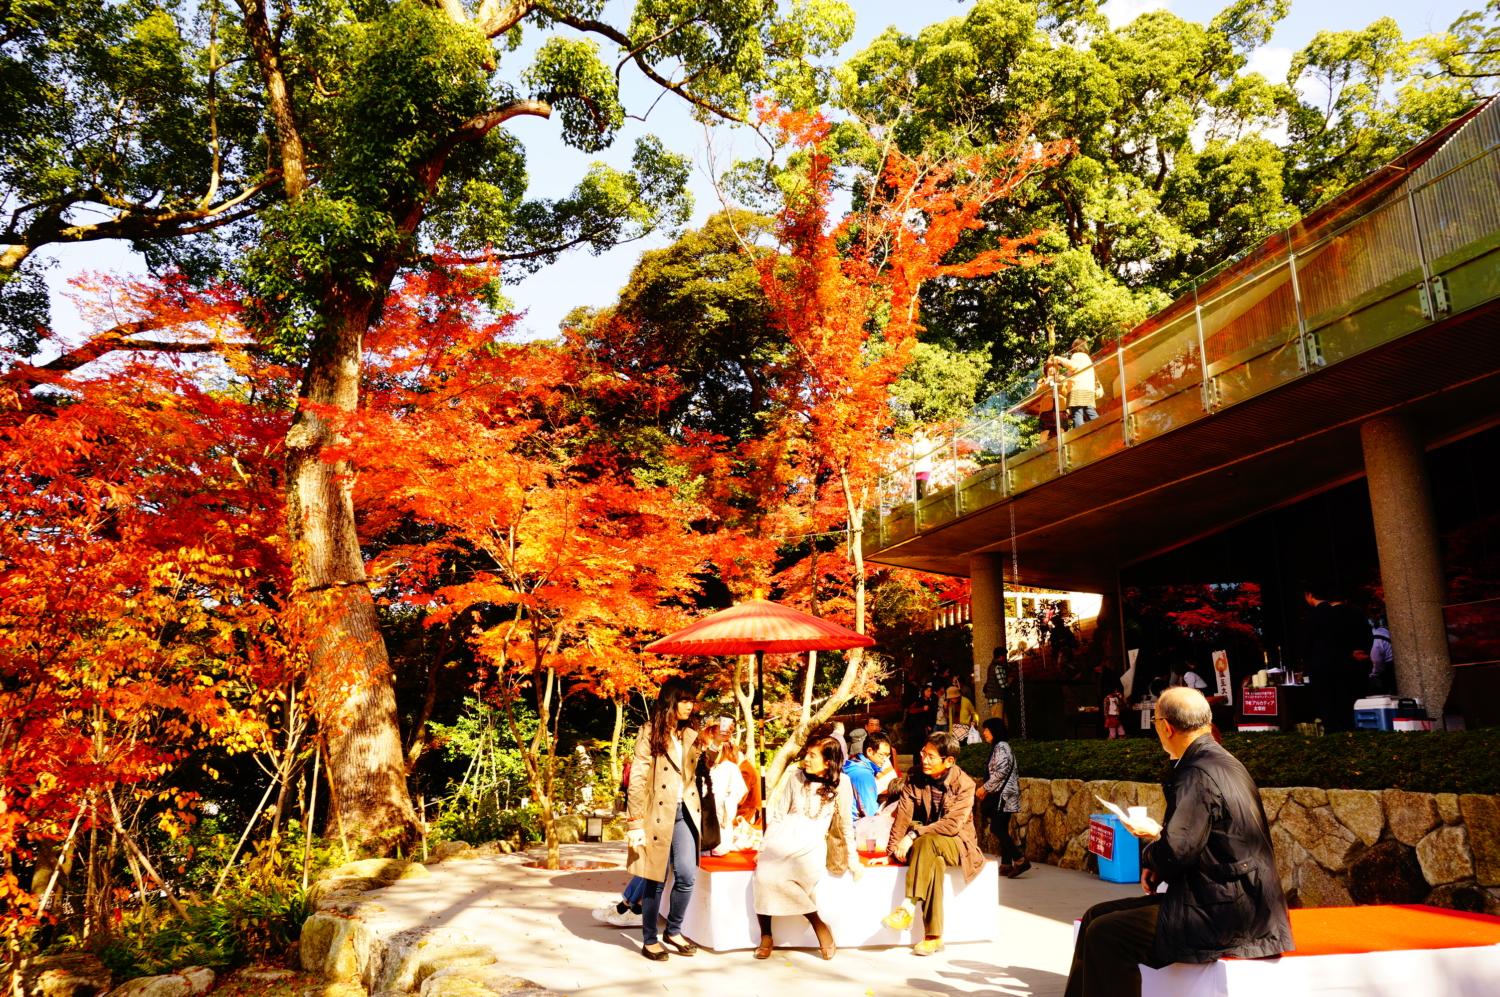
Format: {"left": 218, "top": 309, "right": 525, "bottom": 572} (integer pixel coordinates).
{"left": 680, "top": 857, "right": 1000, "bottom": 952}
{"left": 1140, "top": 905, "right": 1500, "bottom": 997}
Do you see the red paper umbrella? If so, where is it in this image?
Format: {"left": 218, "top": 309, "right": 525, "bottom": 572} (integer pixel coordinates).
{"left": 644, "top": 598, "right": 874, "bottom": 656}
{"left": 645, "top": 598, "right": 873, "bottom": 717}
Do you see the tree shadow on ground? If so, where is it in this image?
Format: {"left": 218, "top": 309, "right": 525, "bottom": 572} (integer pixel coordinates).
{"left": 907, "top": 958, "right": 1066, "bottom": 996}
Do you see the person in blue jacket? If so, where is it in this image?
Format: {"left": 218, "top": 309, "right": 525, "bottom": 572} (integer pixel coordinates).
{"left": 842, "top": 731, "right": 893, "bottom": 818}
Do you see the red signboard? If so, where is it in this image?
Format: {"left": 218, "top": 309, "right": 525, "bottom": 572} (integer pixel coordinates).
{"left": 1088, "top": 818, "right": 1115, "bottom": 861}
{"left": 1242, "top": 688, "right": 1279, "bottom": 717}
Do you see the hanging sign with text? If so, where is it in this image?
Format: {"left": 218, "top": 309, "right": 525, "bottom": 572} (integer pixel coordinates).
{"left": 1213, "top": 649, "right": 1233, "bottom": 706}
{"left": 1088, "top": 817, "right": 1115, "bottom": 861}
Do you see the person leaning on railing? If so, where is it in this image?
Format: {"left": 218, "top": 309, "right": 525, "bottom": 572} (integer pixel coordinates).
{"left": 1062, "top": 339, "right": 1099, "bottom": 429}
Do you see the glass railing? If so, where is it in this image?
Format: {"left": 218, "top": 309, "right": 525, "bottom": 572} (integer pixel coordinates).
{"left": 867, "top": 134, "right": 1500, "bottom": 554}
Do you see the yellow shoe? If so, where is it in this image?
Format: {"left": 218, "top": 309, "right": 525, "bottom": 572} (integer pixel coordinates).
{"left": 912, "top": 938, "right": 945, "bottom": 956}
{"left": 881, "top": 906, "right": 914, "bottom": 931}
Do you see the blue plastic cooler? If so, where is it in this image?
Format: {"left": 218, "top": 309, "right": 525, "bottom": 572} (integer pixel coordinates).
{"left": 1089, "top": 813, "right": 1141, "bottom": 884}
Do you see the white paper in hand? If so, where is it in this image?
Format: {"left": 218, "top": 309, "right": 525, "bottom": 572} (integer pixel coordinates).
{"left": 1095, "top": 795, "right": 1162, "bottom": 837}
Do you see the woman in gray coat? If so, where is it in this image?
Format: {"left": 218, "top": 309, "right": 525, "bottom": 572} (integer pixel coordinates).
{"left": 626, "top": 679, "right": 718, "bottom": 961}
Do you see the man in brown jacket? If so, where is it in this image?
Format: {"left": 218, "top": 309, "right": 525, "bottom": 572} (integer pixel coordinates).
{"left": 881, "top": 731, "right": 984, "bottom": 955}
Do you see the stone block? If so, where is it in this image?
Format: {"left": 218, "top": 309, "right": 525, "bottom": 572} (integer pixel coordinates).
{"left": 1436, "top": 794, "right": 1461, "bottom": 824}
{"left": 326, "top": 858, "right": 414, "bottom": 884}
{"left": 310, "top": 877, "right": 384, "bottom": 909}
{"left": 1064, "top": 788, "right": 1096, "bottom": 838}
{"left": 1043, "top": 807, "right": 1072, "bottom": 854}
{"left": 1458, "top": 795, "right": 1500, "bottom": 886}
{"left": 1059, "top": 831, "right": 1091, "bottom": 871}
{"left": 1347, "top": 840, "right": 1426, "bottom": 905}
{"left": 1295, "top": 861, "right": 1352, "bottom": 909}
{"left": 1277, "top": 802, "right": 1359, "bottom": 871}
{"left": 433, "top": 840, "right": 472, "bottom": 861}
{"left": 103, "top": 976, "right": 190, "bottom": 997}
{"left": 300, "top": 912, "right": 361, "bottom": 981}
{"left": 1020, "top": 779, "right": 1051, "bottom": 817}
{"left": 602, "top": 818, "right": 626, "bottom": 842}
{"left": 1327, "top": 789, "right": 1384, "bottom": 847}
{"left": 1416, "top": 826, "right": 1474, "bottom": 886}
{"left": 1290, "top": 787, "right": 1328, "bottom": 808}
{"left": 1271, "top": 823, "right": 1307, "bottom": 898}
{"left": 23, "top": 953, "right": 112, "bottom": 997}
{"left": 1051, "top": 778, "right": 1082, "bottom": 809}
{"left": 1383, "top": 790, "right": 1438, "bottom": 846}
{"left": 555, "top": 815, "right": 585, "bottom": 842}
{"left": 1259, "top": 788, "right": 1290, "bottom": 822}
{"left": 1135, "top": 784, "right": 1166, "bottom": 823}
{"left": 419, "top": 965, "right": 538, "bottom": 997}
{"left": 1425, "top": 882, "right": 1489, "bottom": 913}
{"left": 176, "top": 969, "right": 213, "bottom": 996}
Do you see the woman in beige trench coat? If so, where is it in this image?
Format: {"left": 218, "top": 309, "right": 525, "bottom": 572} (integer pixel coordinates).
{"left": 627, "top": 678, "right": 719, "bottom": 961}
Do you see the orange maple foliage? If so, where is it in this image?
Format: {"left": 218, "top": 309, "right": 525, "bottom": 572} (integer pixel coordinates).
{"left": 745, "top": 103, "right": 1070, "bottom": 782}
{"left": 0, "top": 294, "right": 297, "bottom": 939}
{"left": 331, "top": 267, "right": 717, "bottom": 865}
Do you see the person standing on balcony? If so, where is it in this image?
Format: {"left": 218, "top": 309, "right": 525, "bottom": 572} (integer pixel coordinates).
{"left": 1064, "top": 339, "right": 1099, "bottom": 429}
{"left": 912, "top": 427, "right": 934, "bottom": 499}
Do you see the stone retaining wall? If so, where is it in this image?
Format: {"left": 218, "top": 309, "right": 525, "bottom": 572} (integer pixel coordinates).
{"left": 1000, "top": 778, "right": 1500, "bottom": 915}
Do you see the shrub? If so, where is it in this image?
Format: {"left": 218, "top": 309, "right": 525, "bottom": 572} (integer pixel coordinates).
{"left": 958, "top": 729, "right": 1500, "bottom": 794}
{"left": 432, "top": 798, "right": 543, "bottom": 845}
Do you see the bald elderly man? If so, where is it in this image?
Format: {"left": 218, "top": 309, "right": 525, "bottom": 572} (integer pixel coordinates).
{"left": 1063, "top": 687, "right": 1293, "bottom": 997}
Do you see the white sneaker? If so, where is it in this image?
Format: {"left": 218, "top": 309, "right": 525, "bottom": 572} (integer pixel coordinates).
{"left": 591, "top": 905, "right": 617, "bottom": 924}
{"left": 605, "top": 907, "right": 644, "bottom": 927}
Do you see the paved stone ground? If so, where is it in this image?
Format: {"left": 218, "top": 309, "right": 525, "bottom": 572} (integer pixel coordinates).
{"left": 354, "top": 844, "right": 1140, "bottom": 996}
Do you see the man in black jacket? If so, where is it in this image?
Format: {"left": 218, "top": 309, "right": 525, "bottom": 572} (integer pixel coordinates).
{"left": 1063, "top": 687, "right": 1293, "bottom": 997}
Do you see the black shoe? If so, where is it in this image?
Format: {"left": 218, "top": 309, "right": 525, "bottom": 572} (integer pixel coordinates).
{"left": 1006, "top": 859, "right": 1032, "bottom": 878}
{"left": 641, "top": 944, "right": 669, "bottom": 962}
{"left": 662, "top": 934, "right": 698, "bottom": 956}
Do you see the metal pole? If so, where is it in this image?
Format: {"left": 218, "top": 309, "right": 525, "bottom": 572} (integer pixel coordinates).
{"left": 1193, "top": 284, "right": 1212, "bottom": 412}
{"left": 1117, "top": 337, "right": 1130, "bottom": 446}
{"left": 1285, "top": 228, "right": 1311, "bottom": 371}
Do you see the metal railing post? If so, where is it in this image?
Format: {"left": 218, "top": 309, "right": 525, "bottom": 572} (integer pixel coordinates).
{"left": 1193, "top": 284, "right": 1212, "bottom": 411}
{"left": 952, "top": 430, "right": 961, "bottom": 517}
{"left": 1117, "top": 338, "right": 1130, "bottom": 445}
{"left": 1405, "top": 183, "right": 1440, "bottom": 319}
{"left": 1050, "top": 373, "right": 1066, "bottom": 476}
{"left": 1284, "top": 229, "right": 1312, "bottom": 372}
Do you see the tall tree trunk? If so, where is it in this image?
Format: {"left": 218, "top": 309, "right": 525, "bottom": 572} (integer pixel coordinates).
{"left": 764, "top": 468, "right": 874, "bottom": 791}
{"left": 608, "top": 699, "right": 625, "bottom": 789}
{"left": 287, "top": 290, "right": 416, "bottom": 854}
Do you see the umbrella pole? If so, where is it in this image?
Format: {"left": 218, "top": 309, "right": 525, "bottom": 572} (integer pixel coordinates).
{"left": 755, "top": 649, "right": 764, "bottom": 721}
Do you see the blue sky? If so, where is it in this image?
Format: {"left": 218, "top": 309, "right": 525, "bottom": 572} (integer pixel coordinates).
{"left": 37, "top": 0, "right": 1477, "bottom": 345}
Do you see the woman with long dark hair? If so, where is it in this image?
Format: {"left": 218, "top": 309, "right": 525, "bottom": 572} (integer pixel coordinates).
{"left": 750, "top": 735, "right": 858, "bottom": 960}
{"left": 626, "top": 678, "right": 719, "bottom": 961}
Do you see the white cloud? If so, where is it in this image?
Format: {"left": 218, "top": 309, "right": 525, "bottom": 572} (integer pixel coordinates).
{"left": 1100, "top": 0, "right": 1171, "bottom": 29}
{"left": 1242, "top": 45, "right": 1294, "bottom": 84}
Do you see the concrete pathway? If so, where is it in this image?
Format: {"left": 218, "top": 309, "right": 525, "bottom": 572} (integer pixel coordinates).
{"left": 355, "top": 844, "right": 1141, "bottom": 997}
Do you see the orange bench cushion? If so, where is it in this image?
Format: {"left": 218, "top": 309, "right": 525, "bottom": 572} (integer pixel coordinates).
{"left": 1283, "top": 905, "right": 1500, "bottom": 958}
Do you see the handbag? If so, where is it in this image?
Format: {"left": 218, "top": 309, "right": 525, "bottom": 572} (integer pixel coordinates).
{"left": 949, "top": 722, "right": 971, "bottom": 741}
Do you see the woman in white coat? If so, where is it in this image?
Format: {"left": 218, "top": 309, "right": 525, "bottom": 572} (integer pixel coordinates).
{"left": 626, "top": 679, "right": 718, "bottom": 961}
{"left": 751, "top": 735, "right": 859, "bottom": 960}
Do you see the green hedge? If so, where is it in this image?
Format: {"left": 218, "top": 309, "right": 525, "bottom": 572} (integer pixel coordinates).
{"left": 956, "top": 729, "right": 1500, "bottom": 795}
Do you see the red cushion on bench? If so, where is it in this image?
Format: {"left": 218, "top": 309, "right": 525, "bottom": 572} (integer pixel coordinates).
{"left": 699, "top": 851, "right": 757, "bottom": 872}
{"left": 1283, "top": 905, "right": 1500, "bottom": 957}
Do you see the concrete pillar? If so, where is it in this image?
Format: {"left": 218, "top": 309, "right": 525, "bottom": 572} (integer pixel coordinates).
{"left": 970, "top": 553, "right": 1007, "bottom": 716}
{"left": 1360, "top": 415, "right": 1452, "bottom": 718}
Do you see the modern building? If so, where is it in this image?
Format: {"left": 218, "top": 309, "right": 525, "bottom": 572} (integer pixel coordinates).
{"left": 865, "top": 98, "right": 1500, "bottom": 730}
